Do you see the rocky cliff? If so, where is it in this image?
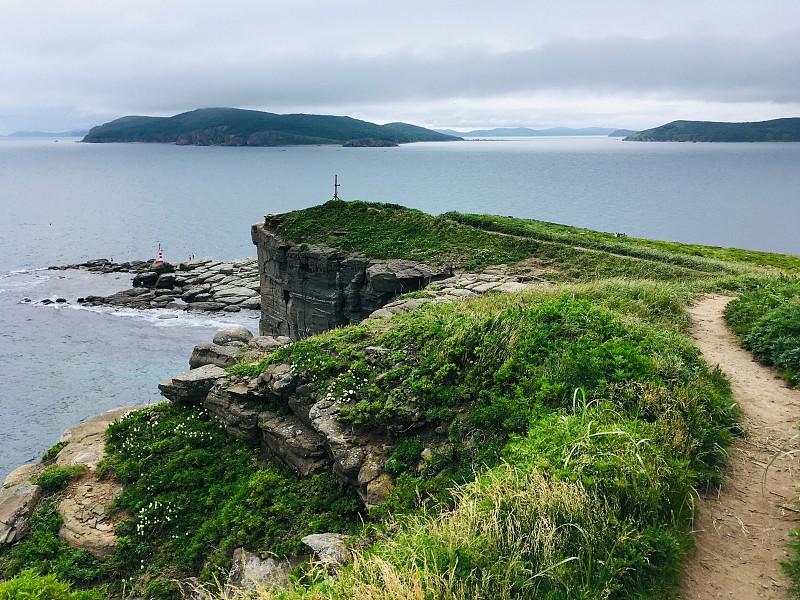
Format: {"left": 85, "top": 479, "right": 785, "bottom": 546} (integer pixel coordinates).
{"left": 252, "top": 215, "right": 453, "bottom": 339}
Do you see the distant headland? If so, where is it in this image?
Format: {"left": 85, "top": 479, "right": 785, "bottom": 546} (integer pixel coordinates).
{"left": 81, "top": 108, "right": 462, "bottom": 146}
{"left": 434, "top": 126, "right": 634, "bottom": 137}
{"left": 624, "top": 117, "right": 800, "bottom": 142}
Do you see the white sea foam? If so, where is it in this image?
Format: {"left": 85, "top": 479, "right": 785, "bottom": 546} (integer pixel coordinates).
{"left": 59, "top": 301, "right": 258, "bottom": 333}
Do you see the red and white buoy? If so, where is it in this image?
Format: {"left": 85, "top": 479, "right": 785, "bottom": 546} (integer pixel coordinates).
{"left": 154, "top": 243, "right": 164, "bottom": 264}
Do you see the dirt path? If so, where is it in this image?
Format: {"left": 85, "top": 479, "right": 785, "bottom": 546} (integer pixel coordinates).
{"left": 680, "top": 294, "right": 800, "bottom": 599}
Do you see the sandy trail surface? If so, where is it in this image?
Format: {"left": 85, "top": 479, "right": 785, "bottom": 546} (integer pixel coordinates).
{"left": 680, "top": 294, "right": 800, "bottom": 599}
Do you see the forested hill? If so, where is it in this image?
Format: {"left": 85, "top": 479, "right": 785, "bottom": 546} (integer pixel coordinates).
{"left": 82, "top": 108, "right": 462, "bottom": 146}
{"left": 624, "top": 117, "right": 800, "bottom": 142}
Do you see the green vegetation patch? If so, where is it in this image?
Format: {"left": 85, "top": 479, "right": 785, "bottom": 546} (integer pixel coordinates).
{"left": 33, "top": 465, "right": 86, "bottom": 494}
{"left": 243, "top": 283, "right": 737, "bottom": 599}
{"left": 269, "top": 200, "right": 767, "bottom": 282}
{"left": 624, "top": 117, "right": 800, "bottom": 142}
{"left": 0, "top": 569, "right": 106, "bottom": 600}
{"left": 725, "top": 278, "right": 800, "bottom": 386}
{"left": 0, "top": 501, "right": 105, "bottom": 587}
{"left": 99, "top": 402, "right": 361, "bottom": 598}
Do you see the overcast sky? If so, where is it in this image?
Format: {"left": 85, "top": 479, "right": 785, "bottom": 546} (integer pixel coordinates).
{"left": 2, "top": 0, "right": 799, "bottom": 134}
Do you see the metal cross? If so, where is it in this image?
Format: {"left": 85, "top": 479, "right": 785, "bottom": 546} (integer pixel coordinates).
{"left": 332, "top": 174, "right": 340, "bottom": 200}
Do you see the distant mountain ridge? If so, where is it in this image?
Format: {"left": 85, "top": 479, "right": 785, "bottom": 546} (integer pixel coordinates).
{"left": 6, "top": 129, "right": 89, "bottom": 137}
{"left": 624, "top": 118, "right": 800, "bottom": 142}
{"left": 435, "top": 126, "right": 630, "bottom": 137}
{"left": 82, "top": 108, "right": 462, "bottom": 146}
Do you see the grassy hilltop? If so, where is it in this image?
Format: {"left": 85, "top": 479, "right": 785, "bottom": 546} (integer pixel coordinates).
{"left": 82, "top": 108, "right": 462, "bottom": 146}
{"left": 624, "top": 117, "right": 800, "bottom": 142}
{"left": 3, "top": 201, "right": 799, "bottom": 599}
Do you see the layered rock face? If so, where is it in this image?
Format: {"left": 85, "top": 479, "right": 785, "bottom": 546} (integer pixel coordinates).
{"left": 251, "top": 218, "right": 451, "bottom": 339}
{"left": 159, "top": 328, "right": 407, "bottom": 508}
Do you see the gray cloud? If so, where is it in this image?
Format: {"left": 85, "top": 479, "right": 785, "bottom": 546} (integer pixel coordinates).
{"left": 1, "top": 0, "right": 799, "bottom": 132}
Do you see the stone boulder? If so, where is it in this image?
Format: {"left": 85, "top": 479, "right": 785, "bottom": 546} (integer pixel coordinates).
{"left": 0, "top": 468, "right": 42, "bottom": 544}
{"left": 225, "top": 547, "right": 300, "bottom": 596}
{"left": 259, "top": 412, "right": 331, "bottom": 477}
{"left": 189, "top": 342, "right": 240, "bottom": 369}
{"left": 58, "top": 477, "right": 123, "bottom": 560}
{"left": 158, "top": 364, "right": 228, "bottom": 405}
{"left": 213, "top": 326, "right": 254, "bottom": 346}
{"left": 176, "top": 578, "right": 212, "bottom": 600}
{"left": 365, "top": 260, "right": 438, "bottom": 294}
{"left": 57, "top": 405, "right": 150, "bottom": 468}
{"left": 204, "top": 387, "right": 261, "bottom": 443}
{"left": 301, "top": 533, "right": 351, "bottom": 571}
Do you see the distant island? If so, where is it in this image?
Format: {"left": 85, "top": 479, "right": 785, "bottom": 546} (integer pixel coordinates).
{"left": 4, "top": 129, "right": 89, "bottom": 138}
{"left": 81, "top": 108, "right": 462, "bottom": 146}
{"left": 608, "top": 129, "right": 638, "bottom": 138}
{"left": 435, "top": 126, "right": 634, "bottom": 137}
{"left": 624, "top": 118, "right": 800, "bottom": 142}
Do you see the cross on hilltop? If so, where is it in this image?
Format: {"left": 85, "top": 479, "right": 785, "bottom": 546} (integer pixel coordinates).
{"left": 332, "top": 174, "right": 340, "bottom": 200}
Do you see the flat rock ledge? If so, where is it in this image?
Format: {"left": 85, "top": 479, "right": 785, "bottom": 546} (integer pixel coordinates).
{"left": 0, "top": 405, "right": 147, "bottom": 557}
{"left": 368, "top": 268, "right": 548, "bottom": 319}
{"left": 49, "top": 257, "right": 260, "bottom": 313}
{"left": 53, "top": 405, "right": 150, "bottom": 560}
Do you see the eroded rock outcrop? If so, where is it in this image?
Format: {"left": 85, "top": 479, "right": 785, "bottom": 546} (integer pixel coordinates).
{"left": 252, "top": 219, "right": 452, "bottom": 339}
{"left": 0, "top": 465, "right": 43, "bottom": 544}
{"left": 225, "top": 547, "right": 301, "bottom": 595}
{"left": 55, "top": 406, "right": 148, "bottom": 559}
{"left": 61, "top": 257, "right": 261, "bottom": 313}
{"left": 156, "top": 263, "right": 546, "bottom": 509}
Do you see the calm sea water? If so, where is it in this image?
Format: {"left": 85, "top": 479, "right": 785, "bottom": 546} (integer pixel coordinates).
{"left": 1, "top": 136, "right": 798, "bottom": 480}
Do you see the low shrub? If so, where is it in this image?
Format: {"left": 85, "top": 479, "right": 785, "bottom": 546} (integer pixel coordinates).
{"left": 41, "top": 441, "right": 68, "bottom": 462}
{"left": 101, "top": 403, "right": 361, "bottom": 596}
{"left": 0, "top": 569, "right": 106, "bottom": 600}
{"left": 0, "top": 501, "right": 105, "bottom": 586}
{"left": 34, "top": 464, "right": 86, "bottom": 493}
{"left": 725, "top": 278, "right": 800, "bottom": 386}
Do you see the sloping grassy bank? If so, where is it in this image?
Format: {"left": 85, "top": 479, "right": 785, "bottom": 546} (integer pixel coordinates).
{"left": 223, "top": 282, "right": 737, "bottom": 599}
{"left": 268, "top": 200, "right": 768, "bottom": 282}
{"left": 5, "top": 200, "right": 792, "bottom": 598}
{"left": 724, "top": 278, "right": 800, "bottom": 387}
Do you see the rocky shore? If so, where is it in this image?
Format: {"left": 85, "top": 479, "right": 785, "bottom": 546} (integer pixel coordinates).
{"left": 1, "top": 259, "right": 547, "bottom": 593}
{"left": 47, "top": 257, "right": 260, "bottom": 313}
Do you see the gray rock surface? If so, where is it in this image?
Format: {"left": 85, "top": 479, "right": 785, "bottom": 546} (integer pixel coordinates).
{"left": 58, "top": 478, "right": 122, "bottom": 559}
{"left": 301, "top": 533, "right": 351, "bottom": 570}
{"left": 259, "top": 413, "right": 330, "bottom": 476}
{"left": 0, "top": 478, "right": 41, "bottom": 544}
{"left": 225, "top": 547, "right": 300, "bottom": 595}
{"left": 55, "top": 405, "right": 146, "bottom": 558}
{"left": 158, "top": 364, "right": 228, "bottom": 405}
{"left": 213, "top": 326, "right": 254, "bottom": 345}
{"left": 189, "top": 342, "right": 241, "bottom": 369}
{"left": 73, "top": 257, "right": 260, "bottom": 313}
{"left": 57, "top": 405, "right": 150, "bottom": 467}
{"left": 251, "top": 222, "right": 451, "bottom": 339}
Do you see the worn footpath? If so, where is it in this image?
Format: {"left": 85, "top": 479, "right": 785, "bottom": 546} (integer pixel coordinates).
{"left": 680, "top": 295, "right": 800, "bottom": 599}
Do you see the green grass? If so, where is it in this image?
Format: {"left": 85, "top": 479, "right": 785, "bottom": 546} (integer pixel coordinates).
{"left": 10, "top": 200, "right": 796, "bottom": 599}
{"left": 213, "top": 282, "right": 737, "bottom": 600}
{"left": 724, "top": 278, "right": 800, "bottom": 385}
{"left": 0, "top": 501, "right": 105, "bottom": 587}
{"left": 268, "top": 200, "right": 785, "bottom": 289}
{"left": 0, "top": 569, "right": 106, "bottom": 600}
{"left": 33, "top": 465, "right": 86, "bottom": 494}
{"left": 98, "top": 402, "right": 361, "bottom": 598}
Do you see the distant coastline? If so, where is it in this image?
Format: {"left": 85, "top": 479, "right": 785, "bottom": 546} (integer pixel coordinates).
{"left": 625, "top": 117, "right": 800, "bottom": 142}
{"left": 81, "top": 107, "right": 461, "bottom": 147}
